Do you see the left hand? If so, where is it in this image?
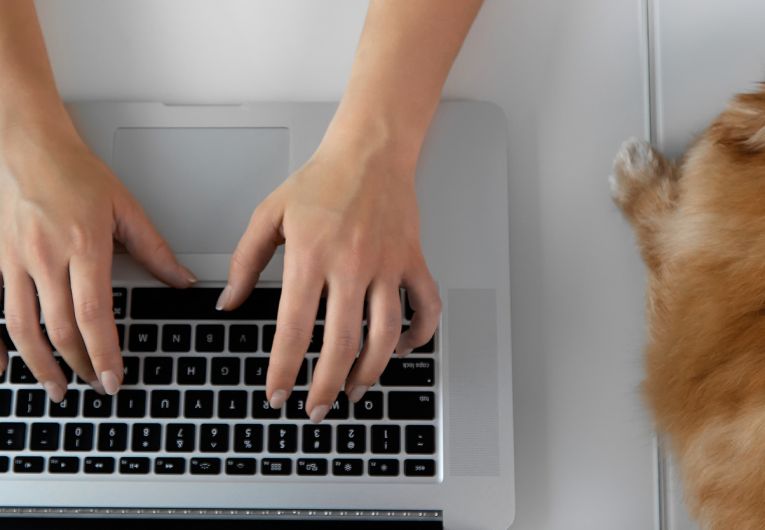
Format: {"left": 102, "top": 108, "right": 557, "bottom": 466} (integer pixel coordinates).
{"left": 217, "top": 142, "right": 441, "bottom": 423}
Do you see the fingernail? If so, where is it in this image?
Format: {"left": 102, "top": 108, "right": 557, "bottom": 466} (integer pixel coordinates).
{"left": 181, "top": 266, "right": 198, "bottom": 284}
{"left": 99, "top": 370, "right": 121, "bottom": 396}
{"left": 89, "top": 379, "right": 106, "bottom": 395}
{"left": 269, "top": 389, "right": 288, "bottom": 409}
{"left": 310, "top": 404, "right": 330, "bottom": 424}
{"left": 396, "top": 347, "right": 412, "bottom": 358}
{"left": 43, "top": 381, "right": 66, "bottom": 403}
{"left": 216, "top": 285, "right": 232, "bottom": 311}
{"left": 347, "top": 385, "right": 368, "bottom": 403}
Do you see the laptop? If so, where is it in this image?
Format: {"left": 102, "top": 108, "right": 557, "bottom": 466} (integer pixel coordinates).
{"left": 0, "top": 100, "right": 514, "bottom": 529}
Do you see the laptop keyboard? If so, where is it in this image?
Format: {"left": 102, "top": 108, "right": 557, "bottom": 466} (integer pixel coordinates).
{"left": 0, "top": 286, "right": 439, "bottom": 480}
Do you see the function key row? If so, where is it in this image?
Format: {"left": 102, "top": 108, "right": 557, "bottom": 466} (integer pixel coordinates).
{"left": 1, "top": 455, "right": 436, "bottom": 477}
{"left": 0, "top": 389, "right": 436, "bottom": 421}
{"left": 1, "top": 422, "right": 435, "bottom": 455}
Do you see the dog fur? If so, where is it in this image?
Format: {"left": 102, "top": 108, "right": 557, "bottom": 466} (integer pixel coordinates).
{"left": 612, "top": 85, "right": 765, "bottom": 530}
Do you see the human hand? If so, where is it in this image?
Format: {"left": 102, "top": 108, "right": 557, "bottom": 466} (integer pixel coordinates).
{"left": 0, "top": 124, "right": 196, "bottom": 401}
{"left": 218, "top": 142, "right": 441, "bottom": 423}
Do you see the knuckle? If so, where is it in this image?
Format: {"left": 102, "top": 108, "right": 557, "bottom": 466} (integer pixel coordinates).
{"left": 275, "top": 323, "right": 312, "bottom": 345}
{"left": 4, "top": 313, "right": 33, "bottom": 339}
{"left": 230, "top": 247, "right": 251, "bottom": 272}
{"left": 75, "top": 298, "right": 109, "bottom": 324}
{"left": 332, "top": 333, "right": 359, "bottom": 357}
{"left": 46, "top": 322, "right": 78, "bottom": 348}
{"left": 69, "top": 224, "right": 98, "bottom": 255}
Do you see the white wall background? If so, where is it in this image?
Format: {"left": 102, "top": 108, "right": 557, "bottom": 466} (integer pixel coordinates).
{"left": 35, "top": 1, "right": 657, "bottom": 528}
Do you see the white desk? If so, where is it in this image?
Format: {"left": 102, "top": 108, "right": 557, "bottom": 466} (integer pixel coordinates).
{"left": 41, "top": 0, "right": 753, "bottom": 527}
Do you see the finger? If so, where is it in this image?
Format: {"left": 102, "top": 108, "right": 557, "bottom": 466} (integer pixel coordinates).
{"left": 345, "top": 282, "right": 402, "bottom": 402}
{"left": 69, "top": 251, "right": 123, "bottom": 395}
{"left": 3, "top": 267, "right": 68, "bottom": 402}
{"left": 397, "top": 263, "right": 441, "bottom": 357}
{"left": 219, "top": 204, "right": 284, "bottom": 311}
{"left": 265, "top": 252, "right": 323, "bottom": 408}
{"left": 33, "top": 266, "right": 96, "bottom": 384}
{"left": 307, "top": 283, "right": 364, "bottom": 422}
{"left": 114, "top": 195, "right": 197, "bottom": 288}
{"left": 0, "top": 273, "right": 7, "bottom": 377}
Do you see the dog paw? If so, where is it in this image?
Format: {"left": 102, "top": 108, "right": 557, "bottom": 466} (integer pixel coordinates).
{"left": 610, "top": 137, "right": 660, "bottom": 205}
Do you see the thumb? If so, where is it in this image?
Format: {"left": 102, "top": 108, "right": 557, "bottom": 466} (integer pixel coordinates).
{"left": 114, "top": 195, "right": 197, "bottom": 288}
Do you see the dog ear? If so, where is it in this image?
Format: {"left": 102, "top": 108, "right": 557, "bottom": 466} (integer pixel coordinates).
{"left": 710, "top": 83, "right": 765, "bottom": 155}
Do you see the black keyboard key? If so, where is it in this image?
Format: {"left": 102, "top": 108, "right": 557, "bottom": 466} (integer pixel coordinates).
{"left": 302, "top": 424, "right": 332, "bottom": 454}
{"left": 200, "top": 424, "right": 229, "bottom": 453}
{"left": 54, "top": 357, "right": 73, "bottom": 383}
{"left": 166, "top": 423, "right": 195, "bottom": 453}
{"left": 128, "top": 324, "right": 158, "bottom": 352}
{"left": 325, "top": 394, "right": 349, "bottom": 420}
{"left": 388, "top": 391, "right": 435, "bottom": 420}
{"left": 185, "top": 391, "right": 214, "bottom": 418}
{"left": 98, "top": 423, "right": 127, "bottom": 452}
{"left": 0, "top": 456, "right": 7, "bottom": 472}
{"left": 64, "top": 423, "right": 93, "bottom": 451}
{"left": 84, "top": 457, "right": 115, "bottom": 474}
{"left": 337, "top": 425, "right": 365, "bottom": 454}
{"left": 244, "top": 357, "right": 268, "bottom": 385}
{"left": 218, "top": 390, "right": 247, "bottom": 419}
{"left": 83, "top": 390, "right": 112, "bottom": 418}
{"left": 16, "top": 389, "right": 45, "bottom": 417}
{"left": 144, "top": 357, "right": 173, "bottom": 385}
{"left": 371, "top": 425, "right": 400, "bottom": 454}
{"left": 404, "top": 459, "right": 436, "bottom": 477}
{"left": 49, "top": 456, "right": 79, "bottom": 474}
{"left": 155, "top": 457, "right": 186, "bottom": 475}
{"left": 369, "top": 459, "right": 399, "bottom": 476}
{"left": 10, "top": 357, "right": 34, "bottom": 383}
{"left": 297, "top": 458, "right": 328, "bottom": 476}
{"left": 196, "top": 325, "right": 224, "bottom": 353}
{"left": 234, "top": 424, "right": 263, "bottom": 453}
{"left": 261, "top": 458, "right": 291, "bottom": 475}
{"left": 151, "top": 390, "right": 180, "bottom": 418}
{"left": 190, "top": 457, "right": 221, "bottom": 475}
{"left": 112, "top": 288, "right": 127, "bottom": 319}
{"left": 30, "top": 423, "right": 60, "bottom": 451}
{"left": 122, "top": 357, "right": 139, "bottom": 385}
{"left": 132, "top": 423, "right": 161, "bottom": 452}
{"left": 117, "top": 390, "right": 146, "bottom": 418}
{"left": 162, "top": 324, "right": 191, "bottom": 353}
{"left": 380, "top": 359, "right": 434, "bottom": 386}
{"left": 0, "top": 423, "right": 26, "bottom": 450}
{"left": 353, "top": 391, "right": 383, "bottom": 420}
{"left": 406, "top": 425, "right": 435, "bottom": 454}
{"left": 332, "top": 458, "right": 363, "bottom": 476}
{"left": 117, "top": 324, "right": 125, "bottom": 351}
{"left": 262, "top": 325, "right": 323, "bottom": 354}
{"left": 0, "top": 390, "right": 11, "bottom": 417}
{"left": 178, "top": 357, "right": 206, "bottom": 385}
{"left": 229, "top": 325, "right": 258, "bottom": 353}
{"left": 50, "top": 389, "right": 79, "bottom": 418}
{"left": 131, "top": 287, "right": 283, "bottom": 321}
{"left": 268, "top": 424, "right": 297, "bottom": 453}
{"left": 120, "top": 457, "right": 150, "bottom": 474}
{"left": 286, "top": 391, "right": 308, "bottom": 420}
{"left": 14, "top": 456, "right": 44, "bottom": 473}
{"left": 226, "top": 458, "right": 257, "bottom": 475}
{"left": 1, "top": 324, "right": 16, "bottom": 351}
{"left": 211, "top": 357, "right": 240, "bottom": 385}
{"left": 252, "top": 391, "right": 280, "bottom": 419}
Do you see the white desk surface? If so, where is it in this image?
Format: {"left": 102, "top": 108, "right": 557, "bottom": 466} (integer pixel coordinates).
{"left": 39, "top": 0, "right": 761, "bottom": 528}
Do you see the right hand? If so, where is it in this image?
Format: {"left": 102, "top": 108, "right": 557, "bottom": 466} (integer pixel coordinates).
{"left": 0, "top": 123, "right": 196, "bottom": 401}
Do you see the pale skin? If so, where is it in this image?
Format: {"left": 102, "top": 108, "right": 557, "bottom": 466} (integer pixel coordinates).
{"left": 0, "top": 0, "right": 483, "bottom": 423}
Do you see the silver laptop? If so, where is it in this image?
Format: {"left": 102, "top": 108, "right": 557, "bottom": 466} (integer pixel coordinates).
{"left": 0, "top": 101, "right": 514, "bottom": 529}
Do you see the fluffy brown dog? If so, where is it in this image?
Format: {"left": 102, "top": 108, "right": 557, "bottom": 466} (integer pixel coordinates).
{"left": 612, "top": 86, "right": 765, "bottom": 529}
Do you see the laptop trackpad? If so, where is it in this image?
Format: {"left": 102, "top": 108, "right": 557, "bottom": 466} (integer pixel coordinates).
{"left": 112, "top": 127, "right": 290, "bottom": 254}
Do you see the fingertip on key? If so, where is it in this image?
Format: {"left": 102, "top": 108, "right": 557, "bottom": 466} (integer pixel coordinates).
{"left": 269, "top": 389, "right": 288, "bottom": 409}
{"left": 309, "top": 404, "right": 330, "bottom": 424}
{"left": 43, "top": 381, "right": 66, "bottom": 403}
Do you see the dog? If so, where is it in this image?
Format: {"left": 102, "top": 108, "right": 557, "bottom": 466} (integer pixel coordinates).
{"left": 612, "top": 85, "right": 765, "bottom": 529}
